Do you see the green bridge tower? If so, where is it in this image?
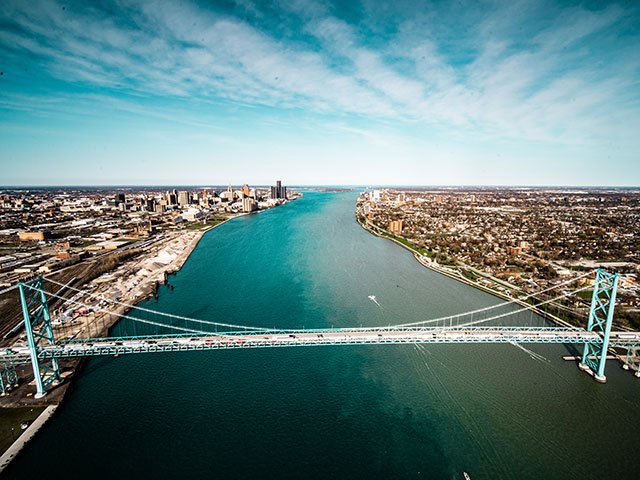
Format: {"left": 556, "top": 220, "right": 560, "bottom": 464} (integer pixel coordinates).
{"left": 18, "top": 276, "right": 61, "bottom": 398}
{"left": 579, "top": 269, "right": 620, "bottom": 383}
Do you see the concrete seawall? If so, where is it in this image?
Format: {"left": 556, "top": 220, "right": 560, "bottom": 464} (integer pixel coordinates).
{"left": 0, "top": 405, "right": 57, "bottom": 474}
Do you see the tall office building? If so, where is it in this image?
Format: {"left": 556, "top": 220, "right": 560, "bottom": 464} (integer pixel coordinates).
{"left": 166, "top": 190, "right": 178, "bottom": 205}
{"left": 178, "top": 191, "right": 190, "bottom": 206}
{"left": 115, "top": 193, "right": 126, "bottom": 205}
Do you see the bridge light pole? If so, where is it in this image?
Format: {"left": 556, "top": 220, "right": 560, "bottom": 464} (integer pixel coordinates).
{"left": 579, "top": 269, "right": 619, "bottom": 383}
{"left": 18, "top": 276, "right": 61, "bottom": 398}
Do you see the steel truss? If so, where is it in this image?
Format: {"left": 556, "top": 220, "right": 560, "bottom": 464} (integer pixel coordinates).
{"left": 0, "top": 362, "right": 17, "bottom": 395}
{"left": 579, "top": 269, "right": 619, "bottom": 383}
{"left": 19, "top": 277, "right": 61, "bottom": 397}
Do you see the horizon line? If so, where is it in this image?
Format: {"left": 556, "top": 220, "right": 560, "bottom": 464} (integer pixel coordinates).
{"left": 1, "top": 184, "right": 639, "bottom": 189}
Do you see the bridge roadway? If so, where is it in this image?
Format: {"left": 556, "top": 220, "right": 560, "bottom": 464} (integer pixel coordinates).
{"left": 1, "top": 327, "right": 639, "bottom": 365}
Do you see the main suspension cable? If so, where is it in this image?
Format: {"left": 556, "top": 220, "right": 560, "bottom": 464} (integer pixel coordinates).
{"left": 43, "top": 277, "right": 270, "bottom": 331}
{"left": 383, "top": 271, "right": 593, "bottom": 329}
{"left": 451, "top": 285, "right": 592, "bottom": 329}
{"left": 37, "top": 287, "right": 214, "bottom": 336}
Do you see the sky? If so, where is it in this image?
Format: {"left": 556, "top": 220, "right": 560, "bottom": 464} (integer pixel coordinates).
{"left": 0, "top": 0, "right": 639, "bottom": 186}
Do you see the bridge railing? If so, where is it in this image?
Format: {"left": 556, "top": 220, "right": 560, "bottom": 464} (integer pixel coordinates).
{"left": 61, "top": 325, "right": 586, "bottom": 344}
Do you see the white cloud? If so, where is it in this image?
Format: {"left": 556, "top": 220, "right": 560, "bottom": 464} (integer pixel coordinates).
{"left": 0, "top": 0, "right": 638, "bottom": 150}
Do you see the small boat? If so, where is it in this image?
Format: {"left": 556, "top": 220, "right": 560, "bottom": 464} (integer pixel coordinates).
{"left": 464, "top": 473, "right": 471, "bottom": 480}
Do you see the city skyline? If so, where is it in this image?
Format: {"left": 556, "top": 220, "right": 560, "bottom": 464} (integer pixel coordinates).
{"left": 1, "top": 0, "right": 640, "bottom": 186}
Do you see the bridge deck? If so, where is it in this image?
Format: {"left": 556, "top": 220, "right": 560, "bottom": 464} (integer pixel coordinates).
{"left": 1, "top": 327, "right": 638, "bottom": 365}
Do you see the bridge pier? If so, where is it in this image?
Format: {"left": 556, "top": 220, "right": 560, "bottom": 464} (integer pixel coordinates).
{"left": 578, "top": 269, "right": 619, "bottom": 383}
{"left": 621, "top": 347, "right": 640, "bottom": 375}
{"left": 577, "top": 362, "right": 607, "bottom": 383}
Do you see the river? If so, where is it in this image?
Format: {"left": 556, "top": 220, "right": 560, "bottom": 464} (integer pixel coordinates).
{"left": 5, "top": 191, "right": 640, "bottom": 479}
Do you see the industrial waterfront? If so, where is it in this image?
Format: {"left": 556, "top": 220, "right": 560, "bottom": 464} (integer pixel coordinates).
{"left": 4, "top": 191, "right": 640, "bottom": 479}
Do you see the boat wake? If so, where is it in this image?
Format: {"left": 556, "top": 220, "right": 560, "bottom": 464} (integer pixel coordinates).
{"left": 509, "top": 341, "right": 549, "bottom": 364}
{"left": 368, "top": 295, "right": 384, "bottom": 309}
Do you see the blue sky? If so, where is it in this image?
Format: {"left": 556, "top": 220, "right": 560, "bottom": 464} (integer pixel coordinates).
{"left": 1, "top": 0, "right": 639, "bottom": 186}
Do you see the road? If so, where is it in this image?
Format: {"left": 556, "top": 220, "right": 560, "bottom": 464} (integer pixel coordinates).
{"left": 1, "top": 327, "right": 639, "bottom": 364}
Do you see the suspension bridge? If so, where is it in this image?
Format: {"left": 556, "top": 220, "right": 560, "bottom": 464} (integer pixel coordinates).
{"left": 0, "top": 269, "right": 638, "bottom": 398}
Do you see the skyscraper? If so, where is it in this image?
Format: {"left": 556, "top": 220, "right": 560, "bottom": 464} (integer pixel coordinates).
{"left": 178, "top": 191, "right": 190, "bottom": 206}
{"left": 270, "top": 180, "right": 287, "bottom": 199}
{"left": 166, "top": 190, "right": 178, "bottom": 205}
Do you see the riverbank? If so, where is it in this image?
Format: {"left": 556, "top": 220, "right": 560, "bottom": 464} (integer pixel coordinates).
{"left": 355, "top": 208, "right": 576, "bottom": 329}
{"left": 53, "top": 197, "right": 302, "bottom": 340}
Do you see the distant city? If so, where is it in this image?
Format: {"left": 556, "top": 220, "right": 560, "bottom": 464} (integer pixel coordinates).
{"left": 0, "top": 181, "right": 299, "bottom": 289}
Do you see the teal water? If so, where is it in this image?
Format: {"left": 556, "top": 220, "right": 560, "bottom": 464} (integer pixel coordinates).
{"left": 5, "top": 192, "right": 640, "bottom": 479}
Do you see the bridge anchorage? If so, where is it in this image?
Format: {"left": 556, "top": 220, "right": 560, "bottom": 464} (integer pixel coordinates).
{"left": 2, "top": 268, "right": 639, "bottom": 397}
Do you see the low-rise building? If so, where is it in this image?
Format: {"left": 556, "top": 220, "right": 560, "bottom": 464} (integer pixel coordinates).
{"left": 18, "top": 231, "right": 48, "bottom": 241}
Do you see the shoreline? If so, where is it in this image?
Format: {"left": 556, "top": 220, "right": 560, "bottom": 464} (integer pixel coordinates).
{"left": 355, "top": 209, "right": 576, "bottom": 329}
{"left": 57, "top": 195, "right": 303, "bottom": 330}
